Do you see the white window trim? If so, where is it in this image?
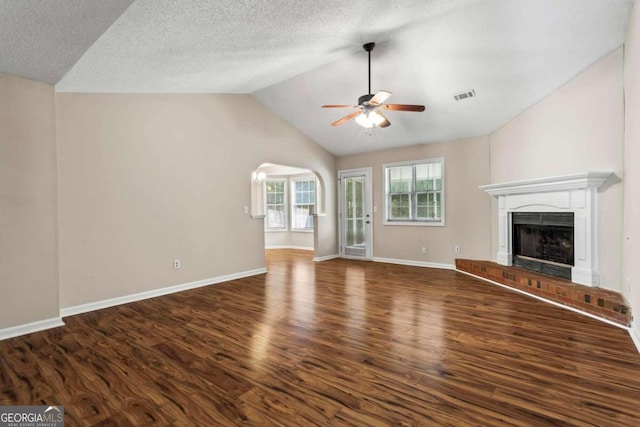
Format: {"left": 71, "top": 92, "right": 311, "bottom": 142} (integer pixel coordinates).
{"left": 264, "top": 178, "right": 288, "bottom": 232}
{"left": 383, "top": 157, "right": 445, "bottom": 227}
{"left": 290, "top": 176, "right": 316, "bottom": 232}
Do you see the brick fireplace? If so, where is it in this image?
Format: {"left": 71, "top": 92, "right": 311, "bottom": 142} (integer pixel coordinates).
{"left": 455, "top": 258, "right": 631, "bottom": 326}
{"left": 479, "top": 172, "right": 611, "bottom": 287}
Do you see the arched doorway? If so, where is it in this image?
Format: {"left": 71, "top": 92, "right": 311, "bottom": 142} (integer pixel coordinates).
{"left": 250, "top": 163, "right": 325, "bottom": 253}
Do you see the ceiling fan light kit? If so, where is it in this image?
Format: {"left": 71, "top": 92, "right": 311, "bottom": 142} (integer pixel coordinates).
{"left": 322, "top": 42, "right": 425, "bottom": 129}
{"left": 355, "top": 110, "right": 386, "bottom": 128}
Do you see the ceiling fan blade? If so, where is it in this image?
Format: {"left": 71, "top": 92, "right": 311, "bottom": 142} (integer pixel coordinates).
{"left": 382, "top": 104, "right": 426, "bottom": 112}
{"left": 331, "top": 110, "right": 362, "bottom": 127}
{"left": 377, "top": 112, "right": 391, "bottom": 128}
{"left": 322, "top": 104, "right": 358, "bottom": 108}
{"left": 368, "top": 90, "right": 392, "bottom": 106}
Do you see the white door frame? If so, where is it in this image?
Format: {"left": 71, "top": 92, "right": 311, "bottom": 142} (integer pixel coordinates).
{"left": 338, "top": 167, "right": 373, "bottom": 260}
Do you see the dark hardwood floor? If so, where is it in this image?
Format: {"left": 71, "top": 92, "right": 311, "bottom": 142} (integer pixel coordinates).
{"left": 2, "top": 249, "right": 640, "bottom": 426}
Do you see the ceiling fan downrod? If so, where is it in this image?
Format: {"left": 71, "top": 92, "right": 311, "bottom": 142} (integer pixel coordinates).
{"left": 359, "top": 42, "right": 376, "bottom": 105}
{"left": 364, "top": 42, "right": 375, "bottom": 95}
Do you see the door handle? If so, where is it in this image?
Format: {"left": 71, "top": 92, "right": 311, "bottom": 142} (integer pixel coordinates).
{"left": 366, "top": 220, "right": 370, "bottom": 224}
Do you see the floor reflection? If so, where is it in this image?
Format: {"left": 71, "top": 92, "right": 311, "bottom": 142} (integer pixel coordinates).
{"left": 345, "top": 267, "right": 366, "bottom": 331}
{"left": 292, "top": 261, "right": 315, "bottom": 324}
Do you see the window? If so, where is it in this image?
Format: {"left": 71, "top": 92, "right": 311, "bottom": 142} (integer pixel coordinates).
{"left": 291, "top": 178, "right": 315, "bottom": 230}
{"left": 263, "top": 176, "right": 316, "bottom": 231}
{"left": 384, "top": 158, "right": 444, "bottom": 225}
{"left": 265, "top": 179, "right": 286, "bottom": 230}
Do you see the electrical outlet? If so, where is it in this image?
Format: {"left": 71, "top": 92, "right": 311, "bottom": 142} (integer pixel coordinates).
{"left": 243, "top": 206, "right": 249, "bottom": 214}
{"left": 174, "top": 260, "right": 181, "bottom": 269}
{"left": 454, "top": 245, "right": 461, "bottom": 253}
{"left": 421, "top": 246, "right": 427, "bottom": 254}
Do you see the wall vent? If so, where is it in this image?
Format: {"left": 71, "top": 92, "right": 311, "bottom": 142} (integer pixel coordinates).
{"left": 453, "top": 89, "right": 476, "bottom": 101}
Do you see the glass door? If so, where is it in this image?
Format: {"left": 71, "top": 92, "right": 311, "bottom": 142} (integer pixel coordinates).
{"left": 339, "top": 168, "right": 372, "bottom": 259}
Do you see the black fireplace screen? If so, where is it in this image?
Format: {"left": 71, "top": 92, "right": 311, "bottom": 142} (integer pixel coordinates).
{"left": 512, "top": 212, "right": 574, "bottom": 279}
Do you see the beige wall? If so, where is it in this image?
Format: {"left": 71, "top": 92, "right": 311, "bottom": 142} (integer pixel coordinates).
{"left": 489, "top": 47, "right": 625, "bottom": 292}
{"left": 56, "top": 93, "right": 336, "bottom": 309}
{"left": 265, "top": 231, "right": 314, "bottom": 249}
{"left": 336, "top": 136, "right": 492, "bottom": 265}
{"left": 0, "top": 73, "right": 59, "bottom": 328}
{"left": 624, "top": 2, "right": 640, "bottom": 338}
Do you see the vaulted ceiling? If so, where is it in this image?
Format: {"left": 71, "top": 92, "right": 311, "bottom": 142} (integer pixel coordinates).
{"left": 0, "top": 0, "right": 633, "bottom": 156}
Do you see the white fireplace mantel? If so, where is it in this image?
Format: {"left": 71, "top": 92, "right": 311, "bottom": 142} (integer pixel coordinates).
{"left": 479, "top": 172, "right": 612, "bottom": 287}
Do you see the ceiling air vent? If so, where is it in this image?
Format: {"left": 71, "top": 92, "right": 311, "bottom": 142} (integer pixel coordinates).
{"left": 453, "top": 89, "right": 476, "bottom": 101}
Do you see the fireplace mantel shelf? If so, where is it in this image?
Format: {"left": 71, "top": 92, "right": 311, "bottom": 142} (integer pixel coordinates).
{"left": 479, "top": 172, "right": 612, "bottom": 196}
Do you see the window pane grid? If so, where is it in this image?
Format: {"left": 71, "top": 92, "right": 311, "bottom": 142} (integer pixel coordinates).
{"left": 416, "top": 191, "right": 441, "bottom": 220}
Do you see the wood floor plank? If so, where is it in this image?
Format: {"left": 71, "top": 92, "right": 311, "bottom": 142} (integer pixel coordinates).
{"left": 1, "top": 249, "right": 640, "bottom": 426}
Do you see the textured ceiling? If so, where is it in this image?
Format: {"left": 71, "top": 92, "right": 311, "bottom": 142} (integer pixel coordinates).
{"left": 55, "top": 0, "right": 472, "bottom": 93}
{"left": 0, "top": 0, "right": 133, "bottom": 84}
{"left": 0, "top": 0, "right": 633, "bottom": 156}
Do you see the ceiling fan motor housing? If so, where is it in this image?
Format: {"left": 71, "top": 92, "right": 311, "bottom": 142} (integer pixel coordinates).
{"left": 358, "top": 93, "right": 374, "bottom": 105}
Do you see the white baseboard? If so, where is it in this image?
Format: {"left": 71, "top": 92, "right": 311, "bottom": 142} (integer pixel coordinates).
{"left": 630, "top": 323, "right": 640, "bottom": 354}
{"left": 313, "top": 253, "right": 340, "bottom": 262}
{"left": 61, "top": 267, "right": 267, "bottom": 317}
{"left": 457, "top": 269, "right": 630, "bottom": 331}
{"left": 373, "top": 257, "right": 456, "bottom": 270}
{"left": 0, "top": 317, "right": 65, "bottom": 341}
{"left": 265, "top": 245, "right": 314, "bottom": 250}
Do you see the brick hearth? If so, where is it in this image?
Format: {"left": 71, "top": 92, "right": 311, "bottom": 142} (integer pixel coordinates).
{"left": 456, "top": 259, "right": 631, "bottom": 327}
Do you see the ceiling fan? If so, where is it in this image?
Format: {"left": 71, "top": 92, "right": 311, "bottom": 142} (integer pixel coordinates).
{"left": 322, "top": 42, "right": 425, "bottom": 128}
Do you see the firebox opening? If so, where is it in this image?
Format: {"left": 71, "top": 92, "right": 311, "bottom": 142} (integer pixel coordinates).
{"left": 512, "top": 212, "right": 574, "bottom": 280}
